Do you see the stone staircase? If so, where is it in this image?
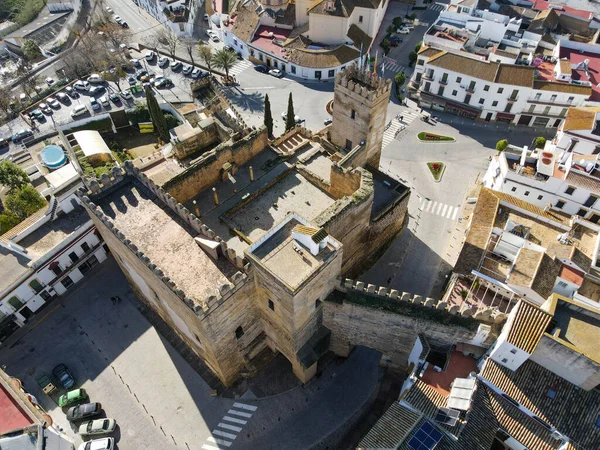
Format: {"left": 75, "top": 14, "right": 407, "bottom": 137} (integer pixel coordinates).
{"left": 273, "top": 133, "right": 310, "bottom": 154}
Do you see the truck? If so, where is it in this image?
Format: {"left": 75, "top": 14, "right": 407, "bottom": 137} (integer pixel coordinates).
{"left": 35, "top": 372, "right": 57, "bottom": 396}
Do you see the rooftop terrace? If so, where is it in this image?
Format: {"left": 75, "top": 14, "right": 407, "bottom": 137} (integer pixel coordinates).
{"left": 551, "top": 298, "right": 600, "bottom": 362}
{"left": 96, "top": 181, "right": 237, "bottom": 301}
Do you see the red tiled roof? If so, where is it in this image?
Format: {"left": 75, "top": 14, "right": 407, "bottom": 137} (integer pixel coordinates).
{"left": 0, "top": 384, "right": 34, "bottom": 434}
{"left": 559, "top": 265, "right": 585, "bottom": 286}
{"left": 250, "top": 26, "right": 292, "bottom": 58}
{"left": 558, "top": 47, "right": 600, "bottom": 102}
{"left": 532, "top": 0, "right": 594, "bottom": 20}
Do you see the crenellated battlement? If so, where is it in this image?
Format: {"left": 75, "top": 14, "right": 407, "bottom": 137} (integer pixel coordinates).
{"left": 335, "top": 63, "right": 392, "bottom": 102}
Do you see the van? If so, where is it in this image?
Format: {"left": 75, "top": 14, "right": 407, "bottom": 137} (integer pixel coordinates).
{"left": 74, "top": 80, "right": 90, "bottom": 91}
{"left": 70, "top": 105, "right": 88, "bottom": 117}
{"left": 88, "top": 74, "right": 104, "bottom": 83}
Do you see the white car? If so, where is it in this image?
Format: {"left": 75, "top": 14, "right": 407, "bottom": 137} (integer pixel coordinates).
{"left": 206, "top": 30, "right": 215, "bottom": 37}
{"left": 88, "top": 73, "right": 104, "bottom": 83}
{"left": 182, "top": 65, "right": 193, "bottom": 75}
{"left": 77, "top": 437, "right": 114, "bottom": 450}
{"left": 281, "top": 112, "right": 301, "bottom": 123}
{"left": 120, "top": 91, "right": 133, "bottom": 100}
{"left": 158, "top": 56, "right": 169, "bottom": 67}
{"left": 74, "top": 80, "right": 90, "bottom": 91}
{"left": 130, "top": 58, "right": 141, "bottom": 67}
{"left": 170, "top": 60, "right": 182, "bottom": 70}
{"left": 191, "top": 67, "right": 202, "bottom": 78}
{"left": 396, "top": 27, "right": 410, "bottom": 34}
{"left": 203, "top": 13, "right": 209, "bottom": 21}
{"left": 145, "top": 50, "right": 156, "bottom": 61}
{"left": 71, "top": 105, "right": 88, "bottom": 118}
{"left": 211, "top": 35, "right": 219, "bottom": 43}
{"left": 98, "top": 96, "right": 109, "bottom": 107}
{"left": 46, "top": 97, "right": 60, "bottom": 109}
{"left": 269, "top": 69, "right": 283, "bottom": 78}
{"left": 56, "top": 92, "right": 70, "bottom": 103}
{"left": 78, "top": 418, "right": 117, "bottom": 437}
{"left": 46, "top": 77, "right": 55, "bottom": 85}
{"left": 113, "top": 15, "right": 121, "bottom": 22}
{"left": 38, "top": 103, "right": 52, "bottom": 114}
{"left": 106, "top": 6, "right": 113, "bottom": 13}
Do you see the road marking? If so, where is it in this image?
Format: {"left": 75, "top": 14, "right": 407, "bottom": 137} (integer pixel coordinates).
{"left": 218, "top": 422, "right": 242, "bottom": 432}
{"left": 233, "top": 402, "right": 257, "bottom": 411}
{"left": 452, "top": 208, "right": 459, "bottom": 220}
{"left": 228, "top": 409, "right": 252, "bottom": 418}
{"left": 436, "top": 202, "right": 443, "bottom": 215}
{"left": 202, "top": 445, "right": 221, "bottom": 450}
{"left": 207, "top": 436, "right": 233, "bottom": 447}
{"left": 213, "top": 429, "right": 238, "bottom": 440}
{"left": 441, "top": 204, "right": 448, "bottom": 217}
{"left": 223, "top": 415, "right": 247, "bottom": 424}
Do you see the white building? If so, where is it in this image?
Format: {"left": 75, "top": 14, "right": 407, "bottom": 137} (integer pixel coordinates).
{"left": 411, "top": 47, "right": 591, "bottom": 126}
{"left": 135, "top": 0, "right": 201, "bottom": 36}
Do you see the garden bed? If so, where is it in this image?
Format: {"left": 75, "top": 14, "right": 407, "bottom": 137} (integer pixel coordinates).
{"left": 427, "top": 162, "right": 445, "bottom": 182}
{"left": 417, "top": 132, "right": 455, "bottom": 142}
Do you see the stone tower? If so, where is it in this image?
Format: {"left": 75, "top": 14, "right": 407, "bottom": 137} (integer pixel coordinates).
{"left": 330, "top": 64, "right": 392, "bottom": 169}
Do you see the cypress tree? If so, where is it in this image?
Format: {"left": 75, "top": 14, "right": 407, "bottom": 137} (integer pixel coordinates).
{"left": 145, "top": 87, "right": 170, "bottom": 142}
{"left": 285, "top": 92, "right": 295, "bottom": 131}
{"left": 264, "top": 94, "right": 273, "bottom": 138}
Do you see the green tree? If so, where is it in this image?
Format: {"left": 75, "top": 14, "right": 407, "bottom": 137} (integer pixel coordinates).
{"left": 534, "top": 136, "right": 546, "bottom": 149}
{"left": 0, "top": 161, "right": 29, "bottom": 193}
{"left": 394, "top": 71, "right": 406, "bottom": 96}
{"left": 496, "top": 139, "right": 509, "bottom": 151}
{"left": 264, "top": 93, "right": 273, "bottom": 138}
{"left": 393, "top": 17, "right": 403, "bottom": 28}
{"left": 212, "top": 49, "right": 237, "bottom": 81}
{"left": 4, "top": 185, "right": 46, "bottom": 220}
{"left": 22, "top": 39, "right": 41, "bottom": 60}
{"left": 380, "top": 39, "right": 390, "bottom": 56}
{"left": 415, "top": 41, "right": 422, "bottom": 53}
{"left": 198, "top": 42, "right": 213, "bottom": 72}
{"left": 386, "top": 25, "right": 395, "bottom": 36}
{"left": 285, "top": 92, "right": 295, "bottom": 131}
{"left": 408, "top": 51, "right": 418, "bottom": 67}
{"left": 145, "top": 87, "right": 170, "bottom": 142}
{"left": 0, "top": 212, "right": 20, "bottom": 234}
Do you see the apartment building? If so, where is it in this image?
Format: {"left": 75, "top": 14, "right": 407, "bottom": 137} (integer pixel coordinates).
{"left": 410, "top": 47, "right": 591, "bottom": 126}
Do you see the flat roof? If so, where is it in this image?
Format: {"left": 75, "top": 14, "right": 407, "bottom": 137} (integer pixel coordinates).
{"left": 250, "top": 26, "right": 292, "bottom": 58}
{"left": 17, "top": 207, "right": 91, "bottom": 261}
{"left": 559, "top": 47, "right": 600, "bottom": 102}
{"left": 96, "top": 181, "right": 237, "bottom": 301}
{"left": 44, "top": 162, "right": 79, "bottom": 189}
{"left": 0, "top": 245, "right": 32, "bottom": 295}
{"left": 552, "top": 298, "right": 600, "bottom": 361}
{"left": 247, "top": 215, "right": 338, "bottom": 289}
{"left": 0, "top": 384, "right": 34, "bottom": 434}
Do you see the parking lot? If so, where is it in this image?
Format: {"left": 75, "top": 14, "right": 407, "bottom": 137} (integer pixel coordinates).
{"left": 0, "top": 257, "right": 235, "bottom": 450}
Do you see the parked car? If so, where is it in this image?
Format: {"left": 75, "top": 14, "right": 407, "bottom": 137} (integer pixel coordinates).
{"left": 46, "top": 97, "right": 60, "bottom": 109}
{"left": 58, "top": 389, "right": 87, "bottom": 407}
{"left": 396, "top": 27, "right": 410, "bottom": 34}
{"left": 127, "top": 76, "right": 136, "bottom": 86}
{"left": 78, "top": 418, "right": 117, "bottom": 437}
{"left": 203, "top": 13, "right": 209, "bottom": 21}
{"left": 120, "top": 21, "right": 129, "bottom": 28}
{"left": 38, "top": 103, "right": 52, "bottom": 114}
{"left": 0, "top": 137, "right": 8, "bottom": 148}
{"left": 56, "top": 92, "right": 70, "bottom": 103}
{"left": 210, "top": 35, "right": 219, "bottom": 43}
{"left": 46, "top": 77, "right": 55, "bottom": 85}
{"left": 88, "top": 74, "right": 104, "bottom": 83}
{"left": 77, "top": 437, "right": 114, "bottom": 450}
{"left": 12, "top": 129, "right": 33, "bottom": 143}
{"left": 65, "top": 87, "right": 78, "bottom": 98}
{"left": 269, "top": 69, "right": 283, "bottom": 78}
{"left": 71, "top": 105, "right": 88, "bottom": 117}
{"left": 52, "top": 364, "right": 75, "bottom": 389}
{"left": 105, "top": 6, "right": 113, "bottom": 13}
{"left": 170, "top": 60, "right": 182, "bottom": 70}
{"left": 324, "top": 116, "right": 333, "bottom": 125}
{"left": 90, "top": 98, "right": 100, "bottom": 110}
{"left": 206, "top": 30, "right": 215, "bottom": 38}
{"left": 153, "top": 77, "right": 172, "bottom": 88}
{"left": 158, "top": 56, "right": 169, "bottom": 67}
{"left": 88, "top": 86, "right": 104, "bottom": 96}
{"left": 120, "top": 91, "right": 133, "bottom": 100}
{"left": 281, "top": 112, "right": 301, "bottom": 123}
{"left": 254, "top": 64, "right": 268, "bottom": 73}
{"left": 182, "top": 64, "right": 193, "bottom": 76}
{"left": 145, "top": 50, "right": 156, "bottom": 61}
{"left": 135, "top": 70, "right": 148, "bottom": 81}
{"left": 113, "top": 15, "right": 121, "bottom": 22}
{"left": 67, "top": 402, "right": 102, "bottom": 421}
{"left": 98, "top": 96, "right": 109, "bottom": 107}
{"left": 390, "top": 36, "right": 403, "bottom": 44}
{"left": 109, "top": 93, "right": 120, "bottom": 104}
{"left": 74, "top": 80, "right": 90, "bottom": 91}
{"left": 130, "top": 58, "right": 141, "bottom": 68}
{"left": 224, "top": 45, "right": 235, "bottom": 53}
{"left": 191, "top": 68, "right": 201, "bottom": 78}
{"left": 29, "top": 109, "right": 45, "bottom": 120}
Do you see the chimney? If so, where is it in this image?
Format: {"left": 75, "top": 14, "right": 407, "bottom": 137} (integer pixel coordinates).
{"left": 544, "top": 203, "right": 551, "bottom": 213}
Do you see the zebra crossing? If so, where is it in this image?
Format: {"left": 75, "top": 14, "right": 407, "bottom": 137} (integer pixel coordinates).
{"left": 382, "top": 110, "right": 420, "bottom": 148}
{"left": 382, "top": 61, "right": 407, "bottom": 76}
{"left": 228, "top": 60, "right": 254, "bottom": 77}
{"left": 430, "top": 3, "right": 445, "bottom": 12}
{"left": 420, "top": 199, "right": 460, "bottom": 221}
{"left": 201, "top": 402, "right": 257, "bottom": 449}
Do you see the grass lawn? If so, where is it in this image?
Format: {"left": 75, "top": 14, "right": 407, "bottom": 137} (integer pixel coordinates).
{"left": 113, "top": 127, "right": 159, "bottom": 158}
{"left": 427, "top": 162, "right": 445, "bottom": 181}
{"left": 418, "top": 132, "right": 455, "bottom": 142}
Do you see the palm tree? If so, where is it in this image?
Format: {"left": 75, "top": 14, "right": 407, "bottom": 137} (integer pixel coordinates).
{"left": 212, "top": 49, "right": 237, "bottom": 82}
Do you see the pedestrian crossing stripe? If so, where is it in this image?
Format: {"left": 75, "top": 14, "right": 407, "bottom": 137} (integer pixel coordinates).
{"left": 420, "top": 200, "right": 460, "bottom": 220}
{"left": 382, "top": 110, "right": 420, "bottom": 149}
{"left": 229, "top": 60, "right": 253, "bottom": 77}
{"left": 202, "top": 403, "right": 257, "bottom": 449}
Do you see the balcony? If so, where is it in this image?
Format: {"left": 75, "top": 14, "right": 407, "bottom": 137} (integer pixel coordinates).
{"left": 422, "top": 72, "right": 435, "bottom": 81}
{"left": 465, "top": 86, "right": 476, "bottom": 93}
{"left": 48, "top": 242, "right": 103, "bottom": 286}
{"left": 527, "top": 98, "right": 573, "bottom": 107}
{"left": 439, "top": 78, "right": 448, "bottom": 86}
{"left": 507, "top": 97, "right": 518, "bottom": 103}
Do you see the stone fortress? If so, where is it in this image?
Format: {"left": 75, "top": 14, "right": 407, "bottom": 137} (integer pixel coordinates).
{"left": 75, "top": 65, "right": 498, "bottom": 388}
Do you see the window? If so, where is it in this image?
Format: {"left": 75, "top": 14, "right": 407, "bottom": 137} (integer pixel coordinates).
{"left": 8, "top": 296, "right": 23, "bottom": 310}
{"left": 510, "top": 89, "right": 518, "bottom": 100}
{"left": 358, "top": 15, "right": 363, "bottom": 23}
{"left": 498, "top": 87, "right": 504, "bottom": 94}
{"left": 291, "top": 66, "right": 296, "bottom": 74}
{"left": 534, "top": 93, "right": 542, "bottom": 101}
{"left": 464, "top": 94, "right": 471, "bottom": 104}
{"left": 40, "top": 291, "right": 51, "bottom": 301}
{"left": 29, "top": 279, "right": 43, "bottom": 293}
{"left": 441, "top": 73, "right": 448, "bottom": 83}
{"left": 479, "top": 98, "right": 484, "bottom": 104}
{"left": 584, "top": 195, "right": 598, "bottom": 208}
{"left": 555, "top": 200, "right": 565, "bottom": 209}
{"left": 68, "top": 251, "right": 79, "bottom": 263}
{"left": 315, "top": 70, "right": 322, "bottom": 79}
{"left": 577, "top": 208, "right": 587, "bottom": 217}
{"left": 61, "top": 276, "right": 74, "bottom": 289}
{"left": 560, "top": 108, "right": 568, "bottom": 117}
{"left": 492, "top": 101, "right": 498, "bottom": 107}
{"left": 258, "top": 53, "right": 263, "bottom": 61}
{"left": 504, "top": 103, "right": 513, "bottom": 113}
{"left": 452, "top": 90, "right": 457, "bottom": 96}
{"left": 501, "top": 358, "right": 508, "bottom": 363}
{"left": 50, "top": 263, "right": 62, "bottom": 276}
{"left": 537, "top": 195, "right": 543, "bottom": 200}
{"left": 87, "top": 255, "right": 99, "bottom": 267}
{"left": 510, "top": 349, "right": 517, "bottom": 354}
{"left": 328, "top": 69, "right": 334, "bottom": 77}
{"left": 424, "top": 81, "right": 431, "bottom": 92}
{"left": 550, "top": 94, "right": 557, "bottom": 102}
{"left": 235, "top": 326, "right": 244, "bottom": 339}
{"left": 345, "top": 139, "right": 352, "bottom": 150}
{"left": 558, "top": 281, "right": 569, "bottom": 288}
{"left": 78, "top": 262, "right": 91, "bottom": 275}
{"left": 484, "top": 85, "right": 490, "bottom": 91}
{"left": 528, "top": 104, "right": 535, "bottom": 113}
{"left": 268, "top": 299, "right": 274, "bottom": 311}
{"left": 250, "top": 49, "right": 255, "bottom": 57}
{"left": 438, "top": 86, "right": 444, "bottom": 96}
{"left": 565, "top": 186, "right": 575, "bottom": 195}
{"left": 417, "top": 59, "right": 424, "bottom": 66}
{"left": 456, "top": 76, "right": 462, "bottom": 83}
{"left": 351, "top": 109, "right": 356, "bottom": 119}
{"left": 511, "top": 187, "right": 517, "bottom": 192}
{"left": 416, "top": 73, "right": 422, "bottom": 82}
{"left": 468, "top": 81, "right": 476, "bottom": 90}
{"left": 546, "top": 387, "right": 557, "bottom": 399}
{"left": 543, "top": 106, "right": 551, "bottom": 115}
{"left": 567, "top": 96, "right": 574, "bottom": 104}
{"left": 524, "top": 191, "right": 530, "bottom": 196}
{"left": 81, "top": 242, "right": 90, "bottom": 252}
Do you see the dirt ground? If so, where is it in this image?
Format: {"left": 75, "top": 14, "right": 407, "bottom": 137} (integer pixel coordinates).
{"left": 113, "top": 127, "right": 159, "bottom": 158}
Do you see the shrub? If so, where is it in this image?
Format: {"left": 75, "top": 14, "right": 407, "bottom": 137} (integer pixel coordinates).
{"left": 126, "top": 106, "right": 151, "bottom": 125}
{"left": 164, "top": 113, "right": 180, "bottom": 130}
{"left": 393, "top": 17, "right": 403, "bottom": 28}
{"left": 380, "top": 38, "right": 391, "bottom": 56}
{"left": 534, "top": 136, "right": 546, "bottom": 149}
{"left": 496, "top": 139, "right": 509, "bottom": 151}
{"left": 408, "top": 51, "right": 418, "bottom": 67}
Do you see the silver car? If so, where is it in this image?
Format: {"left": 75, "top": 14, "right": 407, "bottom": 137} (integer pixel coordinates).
{"left": 78, "top": 418, "right": 117, "bottom": 436}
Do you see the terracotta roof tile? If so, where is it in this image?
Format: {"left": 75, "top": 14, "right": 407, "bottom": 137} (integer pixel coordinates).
{"left": 231, "top": 5, "right": 260, "bottom": 42}
{"left": 562, "top": 107, "right": 600, "bottom": 131}
{"left": 286, "top": 45, "right": 359, "bottom": 69}
{"left": 346, "top": 24, "right": 372, "bottom": 52}
{"left": 565, "top": 169, "right": 600, "bottom": 192}
{"left": 358, "top": 402, "right": 421, "bottom": 449}
{"left": 534, "top": 80, "right": 591, "bottom": 95}
{"left": 495, "top": 64, "right": 534, "bottom": 87}
{"left": 506, "top": 300, "right": 552, "bottom": 353}
{"left": 428, "top": 51, "right": 499, "bottom": 82}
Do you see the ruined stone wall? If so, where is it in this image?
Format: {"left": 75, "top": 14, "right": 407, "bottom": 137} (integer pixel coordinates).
{"left": 329, "top": 164, "right": 362, "bottom": 199}
{"left": 163, "top": 126, "right": 269, "bottom": 204}
{"left": 173, "top": 121, "right": 220, "bottom": 160}
{"left": 324, "top": 280, "right": 504, "bottom": 370}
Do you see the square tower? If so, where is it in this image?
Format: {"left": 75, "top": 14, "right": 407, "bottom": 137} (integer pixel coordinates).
{"left": 330, "top": 64, "right": 392, "bottom": 169}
